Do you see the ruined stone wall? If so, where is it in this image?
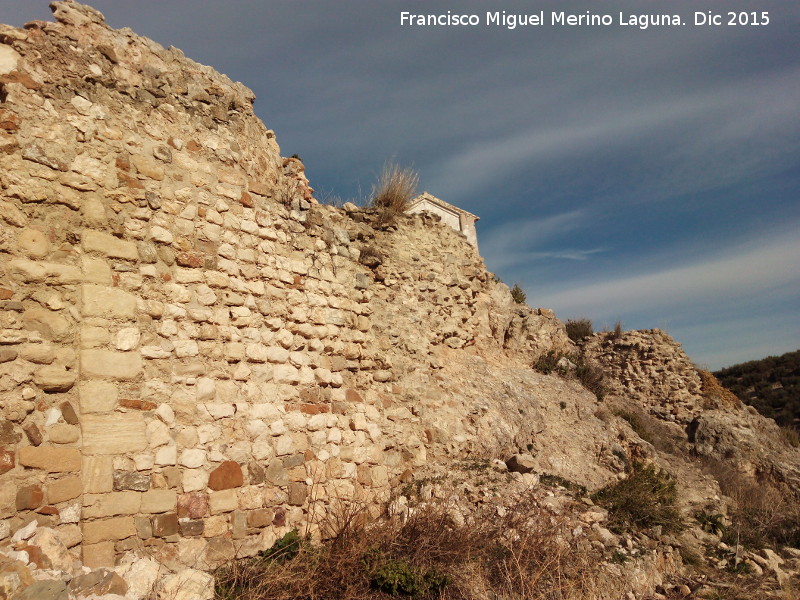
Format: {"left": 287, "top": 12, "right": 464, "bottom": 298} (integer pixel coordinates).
{"left": 0, "top": 1, "right": 570, "bottom": 570}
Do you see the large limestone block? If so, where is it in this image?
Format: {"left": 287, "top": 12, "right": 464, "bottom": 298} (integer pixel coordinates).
{"left": 84, "top": 491, "right": 141, "bottom": 518}
{"left": 82, "top": 230, "right": 138, "bottom": 261}
{"left": 81, "top": 350, "right": 142, "bottom": 380}
{"left": 81, "top": 285, "right": 137, "bottom": 319}
{"left": 82, "top": 413, "right": 147, "bottom": 454}
{"left": 18, "top": 446, "right": 81, "bottom": 472}
{"left": 78, "top": 380, "right": 118, "bottom": 413}
{"left": 82, "top": 517, "right": 136, "bottom": 544}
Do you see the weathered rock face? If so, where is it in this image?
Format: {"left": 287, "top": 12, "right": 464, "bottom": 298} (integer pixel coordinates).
{"left": 0, "top": 0, "right": 577, "bottom": 571}
{"left": 583, "top": 329, "right": 800, "bottom": 490}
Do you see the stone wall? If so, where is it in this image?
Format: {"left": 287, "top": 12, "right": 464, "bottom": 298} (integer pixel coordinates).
{"left": 0, "top": 1, "right": 570, "bottom": 569}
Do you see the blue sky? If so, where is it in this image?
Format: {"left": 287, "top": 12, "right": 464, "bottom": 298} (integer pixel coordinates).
{"left": 2, "top": 1, "right": 798, "bottom": 369}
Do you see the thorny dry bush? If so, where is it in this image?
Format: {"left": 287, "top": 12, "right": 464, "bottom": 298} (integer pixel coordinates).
{"left": 214, "top": 496, "right": 607, "bottom": 600}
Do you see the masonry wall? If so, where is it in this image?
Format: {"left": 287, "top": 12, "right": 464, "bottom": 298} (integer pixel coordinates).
{"left": 0, "top": 1, "right": 570, "bottom": 569}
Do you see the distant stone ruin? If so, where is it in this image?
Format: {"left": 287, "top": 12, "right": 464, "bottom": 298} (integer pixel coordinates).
{"left": 405, "top": 192, "right": 479, "bottom": 250}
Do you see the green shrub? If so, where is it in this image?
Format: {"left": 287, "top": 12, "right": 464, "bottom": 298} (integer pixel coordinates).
{"left": 565, "top": 318, "right": 593, "bottom": 342}
{"left": 366, "top": 552, "right": 448, "bottom": 597}
{"left": 533, "top": 350, "right": 560, "bottom": 375}
{"left": 510, "top": 283, "right": 526, "bottom": 304}
{"left": 592, "top": 462, "right": 683, "bottom": 533}
{"left": 259, "top": 529, "right": 303, "bottom": 564}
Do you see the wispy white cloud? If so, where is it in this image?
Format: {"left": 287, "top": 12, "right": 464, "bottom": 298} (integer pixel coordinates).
{"left": 479, "top": 211, "right": 604, "bottom": 269}
{"left": 532, "top": 228, "right": 800, "bottom": 319}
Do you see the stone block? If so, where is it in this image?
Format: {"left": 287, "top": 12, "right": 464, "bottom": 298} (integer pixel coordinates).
{"left": 151, "top": 513, "right": 179, "bottom": 537}
{"left": 208, "top": 461, "right": 243, "bottom": 491}
{"left": 82, "top": 230, "right": 138, "bottom": 261}
{"left": 16, "top": 485, "right": 44, "bottom": 510}
{"left": 247, "top": 508, "right": 274, "bottom": 528}
{"left": 81, "top": 256, "right": 112, "bottom": 284}
{"left": 47, "top": 476, "right": 82, "bottom": 504}
{"left": 82, "top": 516, "right": 135, "bottom": 544}
{"left": 288, "top": 483, "right": 307, "bottom": 506}
{"left": 81, "top": 349, "right": 142, "bottom": 380}
{"left": 209, "top": 489, "right": 238, "bottom": 515}
{"left": 82, "top": 413, "right": 146, "bottom": 454}
{"left": 141, "top": 489, "right": 176, "bottom": 514}
{"left": 178, "top": 492, "right": 209, "bottom": 519}
{"left": 19, "top": 446, "right": 81, "bottom": 472}
{"left": 83, "top": 491, "right": 141, "bottom": 518}
{"left": 180, "top": 519, "right": 205, "bottom": 537}
{"left": 82, "top": 541, "right": 115, "bottom": 568}
{"left": 81, "top": 284, "right": 137, "bottom": 319}
{"left": 48, "top": 423, "right": 79, "bottom": 444}
{"left": 82, "top": 456, "right": 112, "bottom": 493}
{"left": 113, "top": 470, "right": 150, "bottom": 492}
{"left": 33, "top": 365, "right": 76, "bottom": 393}
{"left": 23, "top": 308, "right": 71, "bottom": 342}
{"left": 78, "top": 381, "right": 118, "bottom": 413}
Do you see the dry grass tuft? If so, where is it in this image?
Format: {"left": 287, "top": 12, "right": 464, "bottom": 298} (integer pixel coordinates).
{"left": 370, "top": 162, "right": 418, "bottom": 221}
{"left": 214, "top": 497, "right": 605, "bottom": 600}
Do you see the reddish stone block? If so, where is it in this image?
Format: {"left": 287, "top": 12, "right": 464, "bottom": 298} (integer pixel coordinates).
{"left": 0, "top": 288, "right": 14, "bottom": 300}
{"left": 151, "top": 513, "right": 179, "bottom": 537}
{"left": 186, "top": 140, "right": 201, "bottom": 153}
{"left": 177, "top": 492, "right": 209, "bottom": 519}
{"left": 299, "top": 403, "right": 328, "bottom": 415}
{"left": 16, "top": 484, "right": 44, "bottom": 510}
{"left": 0, "top": 448, "right": 14, "bottom": 474}
{"left": 208, "top": 461, "right": 243, "bottom": 491}
{"left": 36, "top": 505, "right": 59, "bottom": 516}
{"left": 345, "top": 389, "right": 363, "bottom": 403}
{"left": 23, "top": 424, "right": 43, "bottom": 446}
{"left": 118, "top": 399, "right": 157, "bottom": 411}
{"left": 239, "top": 191, "right": 254, "bottom": 208}
{"left": 176, "top": 252, "right": 204, "bottom": 268}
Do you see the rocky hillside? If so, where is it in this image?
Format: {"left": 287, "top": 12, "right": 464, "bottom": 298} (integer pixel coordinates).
{"left": 714, "top": 350, "right": 800, "bottom": 431}
{"left": 0, "top": 3, "right": 798, "bottom": 599}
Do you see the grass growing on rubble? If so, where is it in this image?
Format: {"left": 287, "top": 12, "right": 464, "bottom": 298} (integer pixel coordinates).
{"left": 214, "top": 497, "right": 603, "bottom": 600}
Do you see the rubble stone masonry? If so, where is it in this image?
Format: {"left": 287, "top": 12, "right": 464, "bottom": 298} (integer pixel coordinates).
{"left": 0, "top": 1, "right": 570, "bottom": 568}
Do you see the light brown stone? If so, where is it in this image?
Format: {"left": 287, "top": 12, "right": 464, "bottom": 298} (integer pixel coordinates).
{"left": 47, "top": 476, "right": 82, "bottom": 504}
{"left": 141, "top": 489, "right": 177, "bottom": 514}
{"left": 33, "top": 365, "right": 77, "bottom": 393}
{"left": 23, "top": 309, "right": 71, "bottom": 342}
{"left": 83, "top": 491, "right": 141, "bottom": 518}
{"left": 78, "top": 381, "right": 118, "bottom": 413}
{"left": 82, "top": 516, "right": 136, "bottom": 544}
{"left": 17, "top": 229, "right": 49, "bottom": 258}
{"left": 209, "top": 489, "right": 238, "bottom": 515}
{"left": 82, "top": 455, "right": 113, "bottom": 493}
{"left": 82, "top": 413, "right": 147, "bottom": 454}
{"left": 18, "top": 446, "right": 81, "bottom": 472}
{"left": 48, "top": 423, "right": 79, "bottom": 444}
{"left": 81, "top": 350, "right": 142, "bottom": 380}
{"left": 82, "top": 541, "right": 115, "bottom": 568}
{"left": 81, "top": 284, "right": 137, "bottom": 319}
{"left": 82, "top": 230, "right": 138, "bottom": 260}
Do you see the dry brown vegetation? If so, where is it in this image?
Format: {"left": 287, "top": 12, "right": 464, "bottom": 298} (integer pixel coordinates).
{"left": 214, "top": 497, "right": 606, "bottom": 600}
{"left": 370, "top": 162, "right": 419, "bottom": 224}
{"left": 700, "top": 457, "right": 800, "bottom": 549}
